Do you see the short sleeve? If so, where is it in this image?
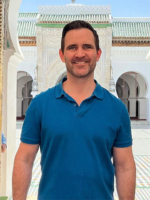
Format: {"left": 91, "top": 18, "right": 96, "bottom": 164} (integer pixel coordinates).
{"left": 113, "top": 104, "right": 132, "bottom": 148}
{"left": 21, "top": 97, "right": 41, "bottom": 144}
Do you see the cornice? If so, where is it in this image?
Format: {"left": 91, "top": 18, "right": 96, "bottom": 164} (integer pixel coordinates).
{"left": 19, "top": 37, "right": 36, "bottom": 46}
{"left": 19, "top": 41, "right": 36, "bottom": 46}
{"left": 112, "top": 38, "right": 150, "bottom": 47}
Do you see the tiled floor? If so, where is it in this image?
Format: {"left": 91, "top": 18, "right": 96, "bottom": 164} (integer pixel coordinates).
{"left": 12, "top": 121, "right": 150, "bottom": 200}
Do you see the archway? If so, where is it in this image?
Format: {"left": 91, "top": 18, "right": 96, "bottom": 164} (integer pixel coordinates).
{"left": 0, "top": 0, "right": 25, "bottom": 196}
{"left": 116, "top": 72, "right": 147, "bottom": 120}
{"left": 56, "top": 72, "right": 67, "bottom": 85}
{"left": 17, "top": 71, "right": 33, "bottom": 120}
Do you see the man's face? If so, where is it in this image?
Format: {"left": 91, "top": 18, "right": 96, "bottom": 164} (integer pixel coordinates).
{"left": 59, "top": 28, "right": 101, "bottom": 79}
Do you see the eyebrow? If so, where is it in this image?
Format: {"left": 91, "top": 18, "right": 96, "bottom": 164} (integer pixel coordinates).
{"left": 83, "top": 44, "right": 94, "bottom": 48}
{"left": 66, "top": 44, "right": 77, "bottom": 50}
{"left": 66, "top": 44, "right": 94, "bottom": 49}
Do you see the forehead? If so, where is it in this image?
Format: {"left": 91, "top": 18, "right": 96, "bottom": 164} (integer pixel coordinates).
{"left": 64, "top": 28, "right": 95, "bottom": 46}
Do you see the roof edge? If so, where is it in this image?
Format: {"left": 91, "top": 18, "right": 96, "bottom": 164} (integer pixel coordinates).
{"left": 113, "top": 17, "right": 150, "bottom": 22}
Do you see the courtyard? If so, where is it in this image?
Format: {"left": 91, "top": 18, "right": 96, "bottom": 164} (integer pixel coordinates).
{"left": 12, "top": 121, "right": 150, "bottom": 200}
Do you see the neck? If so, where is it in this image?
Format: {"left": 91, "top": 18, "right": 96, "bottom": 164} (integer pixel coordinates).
{"left": 63, "top": 74, "right": 96, "bottom": 105}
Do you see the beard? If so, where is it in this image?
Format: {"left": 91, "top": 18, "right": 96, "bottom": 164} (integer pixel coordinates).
{"left": 65, "top": 57, "right": 97, "bottom": 78}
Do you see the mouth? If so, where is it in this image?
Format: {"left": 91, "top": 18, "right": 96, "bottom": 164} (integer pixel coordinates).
{"left": 73, "top": 61, "right": 89, "bottom": 64}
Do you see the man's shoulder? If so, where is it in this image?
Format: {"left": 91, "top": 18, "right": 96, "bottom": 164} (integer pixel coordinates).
{"left": 102, "top": 87, "right": 126, "bottom": 109}
{"left": 26, "top": 85, "right": 57, "bottom": 115}
{"left": 33, "top": 85, "right": 56, "bottom": 102}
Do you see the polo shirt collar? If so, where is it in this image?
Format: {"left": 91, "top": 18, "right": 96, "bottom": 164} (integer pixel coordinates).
{"left": 55, "top": 78, "right": 104, "bottom": 100}
{"left": 92, "top": 80, "right": 104, "bottom": 100}
{"left": 55, "top": 77, "right": 67, "bottom": 98}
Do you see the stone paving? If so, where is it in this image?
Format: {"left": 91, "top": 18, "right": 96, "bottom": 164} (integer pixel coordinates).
{"left": 12, "top": 121, "right": 150, "bottom": 200}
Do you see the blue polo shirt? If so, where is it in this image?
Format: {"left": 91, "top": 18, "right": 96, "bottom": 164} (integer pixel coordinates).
{"left": 21, "top": 79, "right": 132, "bottom": 200}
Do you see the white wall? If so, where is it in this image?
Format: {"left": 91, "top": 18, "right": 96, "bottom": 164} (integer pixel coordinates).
{"left": 17, "top": 46, "right": 37, "bottom": 79}
{"left": 136, "top": 74, "right": 147, "bottom": 97}
{"left": 112, "top": 47, "right": 150, "bottom": 121}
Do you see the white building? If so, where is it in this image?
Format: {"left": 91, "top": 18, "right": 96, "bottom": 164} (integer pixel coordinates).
{"left": 17, "top": 5, "right": 150, "bottom": 122}
{"left": 1, "top": 2, "right": 150, "bottom": 197}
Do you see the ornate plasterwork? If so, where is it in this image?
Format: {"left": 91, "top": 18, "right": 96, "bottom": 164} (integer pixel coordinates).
{"left": 42, "top": 28, "right": 62, "bottom": 48}
{"left": 3, "top": 0, "right": 14, "bottom": 50}
{"left": 37, "top": 26, "right": 112, "bottom": 92}
{"left": 95, "top": 27, "right": 112, "bottom": 89}
{"left": 46, "top": 56, "right": 66, "bottom": 89}
{"left": 39, "top": 5, "right": 111, "bottom": 15}
{"left": 21, "top": 50, "right": 37, "bottom": 64}
{"left": 22, "top": 50, "right": 37, "bottom": 58}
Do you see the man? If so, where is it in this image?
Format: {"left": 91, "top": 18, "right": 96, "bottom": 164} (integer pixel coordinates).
{"left": 13, "top": 20, "right": 136, "bottom": 200}
{"left": 1, "top": 133, "right": 7, "bottom": 153}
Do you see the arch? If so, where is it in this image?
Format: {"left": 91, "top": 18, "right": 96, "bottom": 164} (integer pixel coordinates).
{"left": 115, "top": 70, "right": 149, "bottom": 98}
{"left": 8, "top": 0, "right": 24, "bottom": 58}
{"left": 46, "top": 56, "right": 66, "bottom": 90}
{"left": 17, "top": 71, "right": 33, "bottom": 119}
{"left": 116, "top": 72, "right": 147, "bottom": 99}
{"left": 17, "top": 63, "right": 35, "bottom": 80}
{"left": 55, "top": 71, "right": 67, "bottom": 85}
{"left": 1, "top": 1, "right": 24, "bottom": 195}
{"left": 17, "top": 70, "right": 32, "bottom": 80}
{"left": 116, "top": 78, "right": 130, "bottom": 99}
{"left": 116, "top": 71, "right": 147, "bottom": 120}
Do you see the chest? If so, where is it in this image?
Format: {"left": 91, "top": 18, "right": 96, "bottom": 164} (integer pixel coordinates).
{"left": 40, "top": 98, "right": 120, "bottom": 151}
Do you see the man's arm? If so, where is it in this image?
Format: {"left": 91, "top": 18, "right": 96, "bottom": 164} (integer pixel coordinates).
{"left": 1, "top": 133, "right": 7, "bottom": 152}
{"left": 1, "top": 143, "right": 7, "bottom": 152}
{"left": 113, "top": 146, "right": 136, "bottom": 200}
{"left": 12, "top": 142, "right": 39, "bottom": 200}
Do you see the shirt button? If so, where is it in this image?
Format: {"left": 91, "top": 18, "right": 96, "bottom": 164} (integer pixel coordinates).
{"left": 74, "top": 103, "right": 77, "bottom": 107}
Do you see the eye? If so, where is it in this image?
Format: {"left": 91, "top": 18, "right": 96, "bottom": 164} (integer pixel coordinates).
{"left": 83, "top": 45, "right": 93, "bottom": 49}
{"left": 67, "top": 45, "right": 76, "bottom": 50}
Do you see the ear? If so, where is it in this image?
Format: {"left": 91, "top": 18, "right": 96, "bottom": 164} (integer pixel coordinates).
{"left": 96, "top": 49, "right": 102, "bottom": 61}
{"left": 59, "top": 49, "right": 65, "bottom": 63}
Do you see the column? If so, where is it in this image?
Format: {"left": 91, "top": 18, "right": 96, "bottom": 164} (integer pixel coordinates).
{"left": 0, "top": 51, "right": 23, "bottom": 197}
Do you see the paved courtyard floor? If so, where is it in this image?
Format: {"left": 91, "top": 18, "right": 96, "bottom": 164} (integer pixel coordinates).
{"left": 13, "top": 121, "right": 150, "bottom": 200}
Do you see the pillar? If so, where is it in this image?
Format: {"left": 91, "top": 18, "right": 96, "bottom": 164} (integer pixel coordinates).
{"left": 0, "top": 51, "right": 23, "bottom": 196}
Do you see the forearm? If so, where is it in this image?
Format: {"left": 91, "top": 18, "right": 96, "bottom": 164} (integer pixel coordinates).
{"left": 12, "top": 159, "right": 33, "bottom": 200}
{"left": 115, "top": 165, "right": 136, "bottom": 200}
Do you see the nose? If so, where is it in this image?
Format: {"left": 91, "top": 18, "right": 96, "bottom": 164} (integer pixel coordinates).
{"left": 75, "top": 47, "right": 85, "bottom": 58}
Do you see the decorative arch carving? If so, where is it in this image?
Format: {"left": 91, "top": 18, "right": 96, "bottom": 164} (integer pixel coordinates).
{"left": 46, "top": 56, "right": 66, "bottom": 90}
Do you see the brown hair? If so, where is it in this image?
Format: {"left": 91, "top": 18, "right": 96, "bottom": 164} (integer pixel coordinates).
{"left": 61, "top": 20, "right": 100, "bottom": 53}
